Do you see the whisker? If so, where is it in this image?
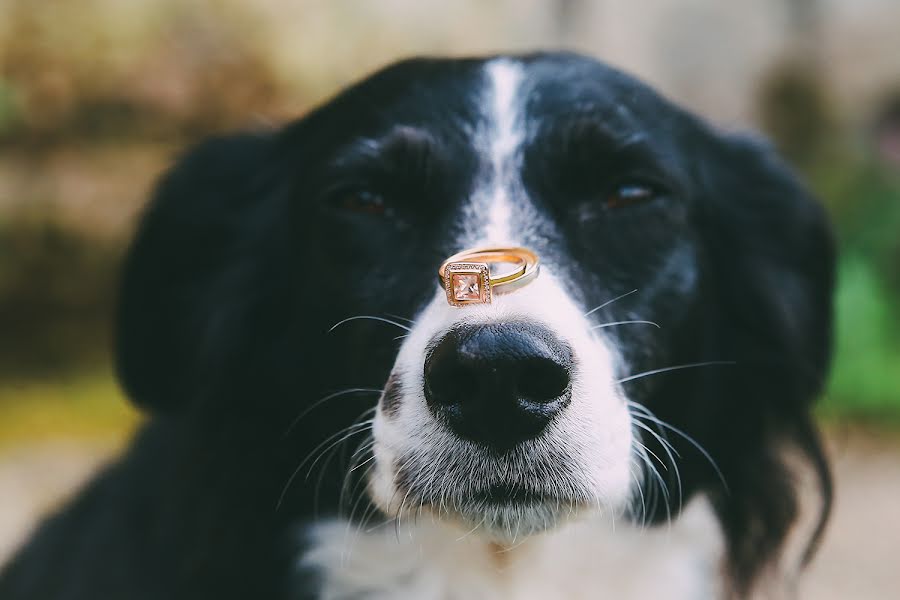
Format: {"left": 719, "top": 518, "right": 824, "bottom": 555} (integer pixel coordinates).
{"left": 329, "top": 315, "right": 412, "bottom": 333}
{"left": 315, "top": 431, "right": 370, "bottom": 518}
{"left": 349, "top": 439, "right": 376, "bottom": 461}
{"left": 633, "top": 438, "right": 668, "bottom": 472}
{"left": 339, "top": 438, "right": 376, "bottom": 516}
{"left": 343, "top": 465, "right": 381, "bottom": 564}
{"left": 276, "top": 414, "right": 375, "bottom": 510}
{"left": 617, "top": 361, "right": 735, "bottom": 384}
{"left": 395, "top": 482, "right": 416, "bottom": 542}
{"left": 349, "top": 453, "right": 378, "bottom": 473}
{"left": 387, "top": 452, "right": 421, "bottom": 541}
{"left": 628, "top": 407, "right": 681, "bottom": 459}
{"left": 629, "top": 460, "right": 648, "bottom": 529}
{"left": 635, "top": 412, "right": 728, "bottom": 493}
{"left": 385, "top": 313, "right": 415, "bottom": 324}
{"left": 455, "top": 513, "right": 487, "bottom": 542}
{"left": 632, "top": 417, "right": 683, "bottom": 511}
{"left": 583, "top": 289, "right": 638, "bottom": 318}
{"left": 590, "top": 320, "right": 660, "bottom": 330}
{"left": 313, "top": 421, "right": 377, "bottom": 519}
{"left": 305, "top": 420, "right": 375, "bottom": 481}
{"left": 350, "top": 481, "right": 380, "bottom": 529}
{"left": 338, "top": 441, "right": 380, "bottom": 550}
{"left": 635, "top": 443, "right": 672, "bottom": 528}
{"left": 284, "top": 388, "right": 382, "bottom": 436}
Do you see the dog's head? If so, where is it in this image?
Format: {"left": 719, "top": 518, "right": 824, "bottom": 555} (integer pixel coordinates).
{"left": 115, "top": 53, "right": 834, "bottom": 592}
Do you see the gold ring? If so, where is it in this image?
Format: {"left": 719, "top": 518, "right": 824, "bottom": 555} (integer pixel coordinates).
{"left": 438, "top": 246, "right": 540, "bottom": 306}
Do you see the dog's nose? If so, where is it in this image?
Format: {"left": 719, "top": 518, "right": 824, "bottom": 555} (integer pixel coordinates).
{"left": 424, "top": 322, "right": 573, "bottom": 450}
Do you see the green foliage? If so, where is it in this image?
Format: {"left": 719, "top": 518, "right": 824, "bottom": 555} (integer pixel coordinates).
{"left": 823, "top": 254, "right": 900, "bottom": 415}
{"left": 813, "top": 158, "right": 900, "bottom": 418}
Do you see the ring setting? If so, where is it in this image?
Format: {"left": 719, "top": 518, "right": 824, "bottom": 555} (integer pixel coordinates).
{"left": 439, "top": 247, "right": 540, "bottom": 306}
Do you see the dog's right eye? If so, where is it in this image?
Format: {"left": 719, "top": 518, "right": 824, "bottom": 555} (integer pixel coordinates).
{"left": 331, "top": 189, "right": 389, "bottom": 216}
{"left": 605, "top": 181, "right": 659, "bottom": 209}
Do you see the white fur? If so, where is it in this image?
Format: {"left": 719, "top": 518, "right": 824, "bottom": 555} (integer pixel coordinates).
{"left": 482, "top": 59, "right": 521, "bottom": 245}
{"left": 301, "top": 497, "right": 724, "bottom": 600}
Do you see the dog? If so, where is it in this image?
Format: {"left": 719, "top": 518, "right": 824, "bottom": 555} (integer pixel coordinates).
{"left": 0, "top": 52, "right": 835, "bottom": 599}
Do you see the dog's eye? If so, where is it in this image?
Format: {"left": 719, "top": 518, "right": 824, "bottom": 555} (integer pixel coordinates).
{"left": 334, "top": 190, "right": 388, "bottom": 216}
{"left": 606, "top": 182, "right": 658, "bottom": 209}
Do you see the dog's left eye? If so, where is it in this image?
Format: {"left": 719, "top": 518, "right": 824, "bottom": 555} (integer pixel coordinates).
{"left": 606, "top": 182, "right": 660, "bottom": 209}
{"left": 333, "top": 190, "right": 388, "bottom": 216}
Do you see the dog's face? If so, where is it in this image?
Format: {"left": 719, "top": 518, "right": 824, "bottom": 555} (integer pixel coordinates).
{"left": 289, "top": 56, "right": 716, "bottom": 538}
{"left": 116, "top": 53, "right": 834, "bottom": 590}
{"left": 334, "top": 59, "right": 704, "bottom": 537}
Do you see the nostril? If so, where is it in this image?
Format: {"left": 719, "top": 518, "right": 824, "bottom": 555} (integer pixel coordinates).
{"left": 517, "top": 358, "right": 570, "bottom": 404}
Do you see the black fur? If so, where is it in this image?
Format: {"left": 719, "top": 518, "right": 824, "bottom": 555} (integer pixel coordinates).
{"left": 0, "top": 52, "right": 834, "bottom": 599}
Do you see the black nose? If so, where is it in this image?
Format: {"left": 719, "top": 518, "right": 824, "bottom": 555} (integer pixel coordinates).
{"left": 424, "top": 322, "right": 573, "bottom": 450}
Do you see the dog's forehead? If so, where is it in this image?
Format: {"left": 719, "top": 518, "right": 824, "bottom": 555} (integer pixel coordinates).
{"left": 343, "top": 53, "right": 666, "bottom": 131}
{"left": 517, "top": 55, "right": 662, "bottom": 109}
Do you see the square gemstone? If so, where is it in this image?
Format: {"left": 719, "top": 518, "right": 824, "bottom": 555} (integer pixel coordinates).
{"left": 452, "top": 273, "right": 481, "bottom": 301}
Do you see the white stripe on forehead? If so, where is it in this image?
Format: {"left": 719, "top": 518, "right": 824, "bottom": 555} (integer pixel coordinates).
{"left": 488, "top": 59, "right": 521, "bottom": 166}
{"left": 467, "top": 59, "right": 525, "bottom": 246}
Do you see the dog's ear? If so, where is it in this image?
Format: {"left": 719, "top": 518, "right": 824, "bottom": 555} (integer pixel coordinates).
{"left": 695, "top": 132, "right": 836, "bottom": 592}
{"left": 698, "top": 132, "right": 835, "bottom": 398}
{"left": 115, "top": 132, "right": 283, "bottom": 413}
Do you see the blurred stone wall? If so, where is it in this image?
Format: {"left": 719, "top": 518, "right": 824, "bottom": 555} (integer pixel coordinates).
{"left": 2, "top": 0, "right": 899, "bottom": 137}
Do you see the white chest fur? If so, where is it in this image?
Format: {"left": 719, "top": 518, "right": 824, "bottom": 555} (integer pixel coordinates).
{"left": 299, "top": 498, "right": 725, "bottom": 600}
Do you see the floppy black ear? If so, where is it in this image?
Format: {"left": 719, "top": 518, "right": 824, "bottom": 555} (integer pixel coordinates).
{"left": 696, "top": 132, "right": 836, "bottom": 592}
{"left": 115, "top": 132, "right": 282, "bottom": 413}
{"left": 699, "top": 133, "right": 835, "bottom": 391}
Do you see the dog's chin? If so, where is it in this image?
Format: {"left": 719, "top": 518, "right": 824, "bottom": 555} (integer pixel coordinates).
{"left": 448, "top": 499, "right": 582, "bottom": 542}
{"left": 369, "top": 480, "right": 590, "bottom": 542}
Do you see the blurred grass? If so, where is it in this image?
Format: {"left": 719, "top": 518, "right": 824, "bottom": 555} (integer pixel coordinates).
{"left": 0, "top": 367, "right": 140, "bottom": 451}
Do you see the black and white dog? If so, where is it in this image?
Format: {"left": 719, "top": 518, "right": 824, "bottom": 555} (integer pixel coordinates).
{"left": 0, "top": 53, "right": 834, "bottom": 599}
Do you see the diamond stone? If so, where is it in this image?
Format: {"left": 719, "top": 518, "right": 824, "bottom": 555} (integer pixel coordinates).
{"left": 452, "top": 273, "right": 481, "bottom": 301}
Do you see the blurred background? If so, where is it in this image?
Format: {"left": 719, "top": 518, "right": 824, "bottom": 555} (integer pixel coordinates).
{"left": 0, "top": 0, "right": 898, "bottom": 596}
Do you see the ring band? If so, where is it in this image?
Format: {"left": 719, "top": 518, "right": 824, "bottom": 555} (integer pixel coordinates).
{"left": 439, "top": 246, "right": 540, "bottom": 306}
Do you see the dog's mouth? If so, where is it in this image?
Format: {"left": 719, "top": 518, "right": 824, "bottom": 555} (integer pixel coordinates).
{"left": 371, "top": 447, "right": 594, "bottom": 539}
{"left": 435, "top": 488, "right": 585, "bottom": 540}
{"left": 470, "top": 483, "right": 559, "bottom": 506}
{"left": 405, "top": 482, "right": 574, "bottom": 509}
